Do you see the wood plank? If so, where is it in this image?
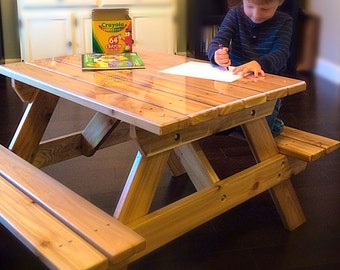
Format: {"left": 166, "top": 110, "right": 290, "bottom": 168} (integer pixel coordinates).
{"left": 0, "top": 145, "right": 145, "bottom": 264}
{"left": 276, "top": 135, "right": 325, "bottom": 162}
{"left": 54, "top": 53, "right": 306, "bottom": 114}
{"left": 32, "top": 121, "right": 132, "bottom": 168}
{"left": 280, "top": 126, "right": 340, "bottom": 154}
{"left": 118, "top": 154, "right": 293, "bottom": 266}
{"left": 275, "top": 126, "right": 340, "bottom": 162}
{"left": 114, "top": 150, "right": 171, "bottom": 224}
{"left": 81, "top": 113, "right": 120, "bottom": 157}
{"left": 232, "top": 77, "right": 289, "bottom": 100}
{"left": 2, "top": 51, "right": 306, "bottom": 136}
{"left": 11, "top": 79, "right": 37, "bottom": 102}
{"left": 132, "top": 100, "right": 276, "bottom": 157}
{"left": 53, "top": 54, "right": 269, "bottom": 112}
{"left": 174, "top": 142, "right": 220, "bottom": 190}
{"left": 52, "top": 56, "right": 243, "bottom": 114}
{"left": 99, "top": 121, "right": 132, "bottom": 149}
{"left": 211, "top": 80, "right": 267, "bottom": 109}
{"left": 270, "top": 180, "right": 307, "bottom": 230}
{"left": 262, "top": 73, "right": 307, "bottom": 95}
{"left": 32, "top": 132, "right": 83, "bottom": 168}
{"left": 0, "top": 176, "right": 108, "bottom": 270}
{"left": 167, "top": 150, "right": 186, "bottom": 177}
{"left": 27, "top": 59, "right": 221, "bottom": 123}
{"left": 242, "top": 118, "right": 306, "bottom": 230}
{"left": 0, "top": 64, "right": 198, "bottom": 135}
{"left": 241, "top": 117, "right": 279, "bottom": 161}
{"left": 231, "top": 73, "right": 306, "bottom": 97}
{"left": 9, "top": 90, "right": 59, "bottom": 162}
{"left": 123, "top": 50, "right": 305, "bottom": 96}
{"left": 56, "top": 52, "right": 306, "bottom": 107}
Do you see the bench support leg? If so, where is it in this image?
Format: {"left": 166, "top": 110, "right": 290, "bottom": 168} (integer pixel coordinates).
{"left": 242, "top": 118, "right": 306, "bottom": 230}
{"left": 269, "top": 180, "right": 306, "bottom": 230}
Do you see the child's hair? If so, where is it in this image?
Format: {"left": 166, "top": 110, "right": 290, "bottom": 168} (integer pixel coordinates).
{"left": 228, "top": 0, "right": 242, "bottom": 8}
{"left": 228, "top": 0, "right": 284, "bottom": 8}
{"left": 243, "top": 0, "right": 284, "bottom": 4}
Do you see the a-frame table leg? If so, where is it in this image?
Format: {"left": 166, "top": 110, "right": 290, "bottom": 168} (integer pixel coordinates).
{"left": 114, "top": 150, "right": 171, "bottom": 224}
{"left": 9, "top": 88, "right": 59, "bottom": 162}
{"left": 242, "top": 118, "right": 306, "bottom": 230}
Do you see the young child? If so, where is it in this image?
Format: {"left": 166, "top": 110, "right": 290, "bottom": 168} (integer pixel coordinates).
{"left": 208, "top": 0, "right": 293, "bottom": 136}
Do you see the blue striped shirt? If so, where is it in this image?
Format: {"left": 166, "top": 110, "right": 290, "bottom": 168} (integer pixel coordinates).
{"left": 208, "top": 5, "right": 293, "bottom": 74}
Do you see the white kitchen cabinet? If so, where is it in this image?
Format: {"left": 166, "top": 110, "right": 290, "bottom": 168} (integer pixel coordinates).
{"left": 18, "top": 11, "right": 74, "bottom": 60}
{"left": 17, "top": 0, "right": 178, "bottom": 60}
{"left": 74, "top": 10, "right": 93, "bottom": 55}
{"left": 100, "top": 0, "right": 172, "bottom": 5}
{"left": 20, "top": 0, "right": 98, "bottom": 7}
{"left": 130, "top": 7, "right": 175, "bottom": 54}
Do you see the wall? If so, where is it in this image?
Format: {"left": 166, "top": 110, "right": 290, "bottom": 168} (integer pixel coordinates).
{"left": 0, "top": 0, "right": 21, "bottom": 62}
{"left": 2, "top": 1, "right": 340, "bottom": 84}
{"left": 175, "top": 0, "right": 187, "bottom": 55}
{"left": 308, "top": 0, "right": 340, "bottom": 84}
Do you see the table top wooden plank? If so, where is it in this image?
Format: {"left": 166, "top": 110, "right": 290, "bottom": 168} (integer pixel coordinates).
{"left": 263, "top": 73, "right": 307, "bottom": 95}
{"left": 28, "top": 58, "right": 219, "bottom": 118}
{"left": 139, "top": 51, "right": 305, "bottom": 101}
{"left": 133, "top": 49, "right": 306, "bottom": 96}
{"left": 30, "top": 57, "right": 244, "bottom": 120}
{"left": 55, "top": 50, "right": 298, "bottom": 115}
{"left": 53, "top": 54, "right": 269, "bottom": 113}
{"left": 51, "top": 55, "right": 252, "bottom": 115}
{"left": 0, "top": 62, "right": 190, "bottom": 135}
{"left": 0, "top": 50, "right": 306, "bottom": 135}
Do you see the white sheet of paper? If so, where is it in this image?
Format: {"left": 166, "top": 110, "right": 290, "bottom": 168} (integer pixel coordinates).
{"left": 160, "top": 61, "right": 241, "bottom": 83}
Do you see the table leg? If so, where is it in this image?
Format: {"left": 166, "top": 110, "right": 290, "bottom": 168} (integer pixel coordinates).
{"left": 167, "top": 150, "right": 186, "bottom": 177}
{"left": 114, "top": 150, "right": 171, "bottom": 224}
{"left": 9, "top": 89, "right": 59, "bottom": 162}
{"left": 242, "top": 118, "right": 306, "bottom": 230}
{"left": 174, "top": 142, "right": 220, "bottom": 190}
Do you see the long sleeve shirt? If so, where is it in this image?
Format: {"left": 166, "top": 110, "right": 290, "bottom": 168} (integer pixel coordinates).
{"left": 208, "top": 5, "right": 293, "bottom": 75}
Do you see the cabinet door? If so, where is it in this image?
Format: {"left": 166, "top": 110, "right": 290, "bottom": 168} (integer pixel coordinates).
{"left": 20, "top": 0, "right": 96, "bottom": 6}
{"left": 19, "top": 11, "right": 74, "bottom": 60}
{"left": 100, "top": 0, "right": 172, "bottom": 5}
{"left": 75, "top": 10, "right": 93, "bottom": 54}
{"left": 100, "top": 0, "right": 137, "bottom": 6}
{"left": 130, "top": 8, "right": 175, "bottom": 53}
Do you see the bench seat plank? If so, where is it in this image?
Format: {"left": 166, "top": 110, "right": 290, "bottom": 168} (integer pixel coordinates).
{"left": 0, "top": 176, "right": 108, "bottom": 270}
{"left": 0, "top": 145, "right": 145, "bottom": 265}
{"left": 276, "top": 126, "right": 340, "bottom": 162}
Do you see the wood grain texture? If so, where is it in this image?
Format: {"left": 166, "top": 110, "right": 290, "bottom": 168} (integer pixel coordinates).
{"left": 276, "top": 126, "right": 340, "bottom": 161}
{"left": 242, "top": 119, "right": 306, "bottom": 230}
{"left": 117, "top": 154, "right": 294, "bottom": 266}
{"left": 0, "top": 145, "right": 145, "bottom": 264}
{"left": 0, "top": 176, "right": 108, "bottom": 270}
{"left": 0, "top": 50, "right": 306, "bottom": 135}
{"left": 9, "top": 90, "right": 59, "bottom": 162}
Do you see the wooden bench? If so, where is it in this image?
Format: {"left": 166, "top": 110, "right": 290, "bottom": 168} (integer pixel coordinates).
{"left": 0, "top": 175, "right": 108, "bottom": 270}
{"left": 275, "top": 126, "right": 340, "bottom": 162}
{"left": 169, "top": 126, "right": 340, "bottom": 178}
{"left": 0, "top": 145, "right": 145, "bottom": 269}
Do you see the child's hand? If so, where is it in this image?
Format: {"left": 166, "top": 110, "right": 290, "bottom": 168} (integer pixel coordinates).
{"left": 214, "top": 46, "right": 231, "bottom": 68}
{"left": 232, "top": 60, "right": 265, "bottom": 77}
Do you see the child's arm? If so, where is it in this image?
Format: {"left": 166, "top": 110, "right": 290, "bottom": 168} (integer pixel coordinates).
{"left": 214, "top": 45, "right": 231, "bottom": 68}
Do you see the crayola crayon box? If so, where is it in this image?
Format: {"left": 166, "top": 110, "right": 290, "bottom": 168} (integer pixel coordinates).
{"left": 92, "top": 9, "right": 132, "bottom": 54}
